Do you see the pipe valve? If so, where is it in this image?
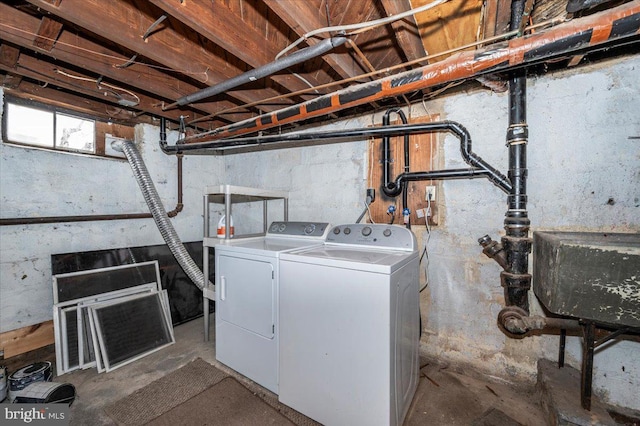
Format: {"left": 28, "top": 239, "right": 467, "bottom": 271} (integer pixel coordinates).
{"left": 478, "top": 235, "right": 508, "bottom": 270}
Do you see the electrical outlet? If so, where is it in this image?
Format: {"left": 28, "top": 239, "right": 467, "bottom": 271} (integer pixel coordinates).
{"left": 425, "top": 185, "right": 436, "bottom": 201}
{"left": 366, "top": 188, "right": 375, "bottom": 203}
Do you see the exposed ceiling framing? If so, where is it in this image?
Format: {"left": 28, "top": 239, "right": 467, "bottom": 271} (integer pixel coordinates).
{"left": 0, "top": 0, "right": 638, "bottom": 140}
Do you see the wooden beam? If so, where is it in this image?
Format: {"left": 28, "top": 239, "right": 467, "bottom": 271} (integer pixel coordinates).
{"left": 6, "top": 83, "right": 148, "bottom": 123}
{"left": 27, "top": 0, "right": 292, "bottom": 110}
{"left": 0, "top": 320, "right": 54, "bottom": 359}
{"left": 33, "top": 16, "right": 63, "bottom": 51}
{"left": 263, "top": 0, "right": 363, "bottom": 79}
{"left": 0, "top": 52, "right": 201, "bottom": 124}
{"left": 0, "top": 3, "right": 248, "bottom": 122}
{"left": 2, "top": 73, "right": 23, "bottom": 89}
{"left": 179, "top": 0, "right": 640, "bottom": 142}
{"left": 481, "top": 0, "right": 513, "bottom": 38}
{"left": 149, "top": 0, "right": 323, "bottom": 97}
{"left": 0, "top": 43, "right": 20, "bottom": 68}
{"left": 379, "top": 0, "right": 427, "bottom": 61}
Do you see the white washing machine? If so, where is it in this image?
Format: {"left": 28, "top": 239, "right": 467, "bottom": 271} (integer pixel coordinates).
{"left": 214, "top": 221, "right": 330, "bottom": 394}
{"left": 278, "top": 223, "right": 420, "bottom": 426}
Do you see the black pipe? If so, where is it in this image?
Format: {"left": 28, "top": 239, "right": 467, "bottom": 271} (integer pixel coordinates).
{"left": 160, "top": 117, "right": 167, "bottom": 145}
{"left": 481, "top": 0, "right": 533, "bottom": 336}
{"left": 161, "top": 121, "right": 512, "bottom": 194}
{"left": 382, "top": 108, "right": 411, "bottom": 228}
{"left": 502, "top": 0, "right": 532, "bottom": 316}
{"left": 161, "top": 120, "right": 512, "bottom": 196}
{"left": 382, "top": 121, "right": 511, "bottom": 196}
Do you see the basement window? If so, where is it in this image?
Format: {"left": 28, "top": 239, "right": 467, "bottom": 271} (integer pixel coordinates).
{"left": 2, "top": 97, "right": 134, "bottom": 159}
{"left": 4, "top": 101, "right": 95, "bottom": 153}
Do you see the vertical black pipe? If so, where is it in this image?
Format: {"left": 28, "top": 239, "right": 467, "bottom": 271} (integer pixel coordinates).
{"left": 382, "top": 108, "right": 411, "bottom": 228}
{"left": 382, "top": 115, "right": 393, "bottom": 195}
{"left": 501, "top": 0, "right": 532, "bottom": 314}
{"left": 160, "top": 117, "right": 167, "bottom": 145}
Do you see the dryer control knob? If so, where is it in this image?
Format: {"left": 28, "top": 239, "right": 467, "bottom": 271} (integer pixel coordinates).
{"left": 304, "top": 224, "right": 316, "bottom": 234}
{"left": 383, "top": 229, "right": 392, "bottom": 237}
{"left": 362, "top": 226, "right": 372, "bottom": 236}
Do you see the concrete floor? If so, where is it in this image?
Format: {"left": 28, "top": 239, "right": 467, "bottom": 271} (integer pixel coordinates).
{"left": 53, "top": 316, "right": 550, "bottom": 425}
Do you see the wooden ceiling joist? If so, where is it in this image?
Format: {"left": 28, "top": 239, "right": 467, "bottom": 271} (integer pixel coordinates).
{"left": 149, "top": 0, "right": 326, "bottom": 99}
{"left": 33, "top": 16, "right": 63, "bottom": 51}
{"left": 26, "top": 0, "right": 294, "bottom": 111}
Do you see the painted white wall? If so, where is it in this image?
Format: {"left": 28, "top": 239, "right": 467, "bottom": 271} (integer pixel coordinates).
{"left": 219, "top": 117, "right": 369, "bottom": 226}
{"left": 0, "top": 107, "right": 223, "bottom": 331}
{"left": 0, "top": 54, "right": 638, "bottom": 410}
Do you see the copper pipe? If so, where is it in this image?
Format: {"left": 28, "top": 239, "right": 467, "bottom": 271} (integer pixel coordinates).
{"left": 188, "top": 21, "right": 556, "bottom": 125}
{"left": 181, "top": 2, "right": 640, "bottom": 143}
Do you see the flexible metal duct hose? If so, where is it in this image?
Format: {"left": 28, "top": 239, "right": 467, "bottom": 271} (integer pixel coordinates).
{"left": 118, "top": 140, "right": 207, "bottom": 290}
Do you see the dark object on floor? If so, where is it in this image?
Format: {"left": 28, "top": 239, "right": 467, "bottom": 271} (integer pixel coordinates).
{"left": 608, "top": 409, "right": 640, "bottom": 426}
{"left": 147, "top": 376, "right": 294, "bottom": 426}
{"left": 12, "top": 381, "right": 76, "bottom": 405}
{"left": 472, "top": 408, "right": 523, "bottom": 426}
{"left": 8, "top": 362, "right": 52, "bottom": 395}
{"left": 104, "top": 358, "right": 227, "bottom": 425}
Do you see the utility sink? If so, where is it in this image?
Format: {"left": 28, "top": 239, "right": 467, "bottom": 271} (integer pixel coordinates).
{"left": 533, "top": 231, "right": 640, "bottom": 328}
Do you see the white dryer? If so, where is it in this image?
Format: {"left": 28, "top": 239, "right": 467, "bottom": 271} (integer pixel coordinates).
{"left": 214, "top": 221, "right": 330, "bottom": 394}
{"left": 278, "top": 223, "right": 420, "bottom": 426}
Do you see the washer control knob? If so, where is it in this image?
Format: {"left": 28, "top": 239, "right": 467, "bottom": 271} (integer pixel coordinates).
{"left": 383, "top": 229, "right": 392, "bottom": 237}
{"left": 333, "top": 227, "right": 341, "bottom": 235}
{"left": 362, "top": 226, "right": 372, "bottom": 236}
{"left": 343, "top": 227, "right": 351, "bottom": 235}
{"left": 304, "top": 224, "right": 316, "bottom": 234}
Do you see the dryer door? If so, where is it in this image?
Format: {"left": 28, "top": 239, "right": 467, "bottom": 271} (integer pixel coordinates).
{"left": 217, "top": 254, "right": 275, "bottom": 339}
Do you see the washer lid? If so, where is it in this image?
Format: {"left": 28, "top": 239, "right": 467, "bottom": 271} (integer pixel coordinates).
{"left": 280, "top": 245, "right": 417, "bottom": 273}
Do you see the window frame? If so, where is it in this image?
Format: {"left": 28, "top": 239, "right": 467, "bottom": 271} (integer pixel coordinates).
{"left": 2, "top": 96, "right": 131, "bottom": 160}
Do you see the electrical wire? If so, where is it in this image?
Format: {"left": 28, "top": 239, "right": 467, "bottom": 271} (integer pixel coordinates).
{"left": 275, "top": 0, "right": 450, "bottom": 60}
{"left": 356, "top": 194, "right": 376, "bottom": 224}
{"left": 0, "top": 22, "right": 209, "bottom": 79}
{"left": 365, "top": 199, "right": 375, "bottom": 224}
{"left": 54, "top": 69, "right": 140, "bottom": 106}
{"left": 419, "top": 195, "right": 432, "bottom": 293}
